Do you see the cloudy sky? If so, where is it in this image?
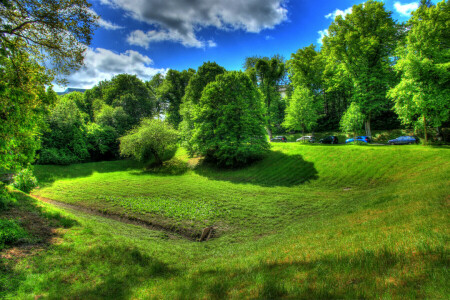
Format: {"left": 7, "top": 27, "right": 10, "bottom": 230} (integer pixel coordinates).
{"left": 56, "top": 0, "right": 433, "bottom": 92}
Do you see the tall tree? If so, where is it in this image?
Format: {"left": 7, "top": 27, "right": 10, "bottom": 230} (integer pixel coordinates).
{"left": 322, "top": 0, "right": 399, "bottom": 137}
{"left": 146, "top": 73, "right": 165, "bottom": 118}
{"left": 179, "top": 62, "right": 226, "bottom": 154}
{"left": 244, "top": 55, "right": 286, "bottom": 139}
{"left": 283, "top": 86, "right": 322, "bottom": 136}
{"left": 102, "top": 74, "right": 155, "bottom": 127}
{"left": 159, "top": 69, "right": 195, "bottom": 128}
{"left": 388, "top": 0, "right": 450, "bottom": 143}
{"left": 0, "top": 0, "right": 96, "bottom": 171}
{"left": 191, "top": 71, "right": 269, "bottom": 167}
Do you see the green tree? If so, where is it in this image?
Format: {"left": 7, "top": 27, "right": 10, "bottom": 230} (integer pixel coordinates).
{"left": 39, "top": 97, "right": 89, "bottom": 165}
{"left": 103, "top": 74, "right": 155, "bottom": 127}
{"left": 191, "top": 71, "right": 269, "bottom": 167}
{"left": 179, "top": 62, "right": 226, "bottom": 155}
{"left": 146, "top": 73, "right": 165, "bottom": 117}
{"left": 119, "top": 119, "right": 178, "bottom": 166}
{"left": 388, "top": 0, "right": 450, "bottom": 143}
{"left": 159, "top": 69, "right": 195, "bottom": 128}
{"left": 322, "top": 0, "right": 399, "bottom": 137}
{"left": 245, "top": 56, "right": 286, "bottom": 139}
{"left": 283, "top": 86, "right": 322, "bottom": 136}
{"left": 0, "top": 0, "right": 96, "bottom": 171}
{"left": 86, "top": 123, "right": 119, "bottom": 161}
{"left": 340, "top": 102, "right": 365, "bottom": 139}
{"left": 95, "top": 104, "right": 130, "bottom": 136}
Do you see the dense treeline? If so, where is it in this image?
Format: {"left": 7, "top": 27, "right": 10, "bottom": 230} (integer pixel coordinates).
{"left": 1, "top": 0, "right": 449, "bottom": 171}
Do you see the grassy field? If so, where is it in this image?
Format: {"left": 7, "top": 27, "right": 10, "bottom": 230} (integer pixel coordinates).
{"left": 1, "top": 143, "right": 449, "bottom": 298}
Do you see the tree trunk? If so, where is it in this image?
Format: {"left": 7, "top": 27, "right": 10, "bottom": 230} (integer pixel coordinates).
{"left": 365, "top": 114, "right": 372, "bottom": 137}
{"left": 423, "top": 116, "right": 427, "bottom": 144}
{"left": 266, "top": 126, "right": 273, "bottom": 140}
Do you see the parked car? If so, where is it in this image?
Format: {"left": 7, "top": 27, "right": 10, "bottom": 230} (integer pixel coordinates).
{"left": 319, "top": 136, "right": 339, "bottom": 144}
{"left": 296, "top": 136, "right": 314, "bottom": 142}
{"left": 345, "top": 136, "right": 371, "bottom": 143}
{"left": 270, "top": 136, "right": 287, "bottom": 142}
{"left": 388, "top": 136, "right": 419, "bottom": 145}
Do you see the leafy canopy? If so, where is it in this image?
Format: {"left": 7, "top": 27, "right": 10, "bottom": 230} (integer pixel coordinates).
{"left": 119, "top": 119, "right": 178, "bottom": 166}
{"left": 191, "top": 71, "right": 269, "bottom": 167}
{"left": 388, "top": 0, "right": 450, "bottom": 132}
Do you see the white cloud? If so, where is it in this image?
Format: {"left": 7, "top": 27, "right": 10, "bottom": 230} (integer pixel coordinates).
{"left": 325, "top": 7, "right": 353, "bottom": 20}
{"left": 317, "top": 29, "right": 329, "bottom": 45}
{"left": 100, "top": 0, "right": 288, "bottom": 48}
{"left": 394, "top": 2, "right": 419, "bottom": 16}
{"left": 90, "top": 9, "right": 123, "bottom": 30}
{"left": 56, "top": 48, "right": 168, "bottom": 90}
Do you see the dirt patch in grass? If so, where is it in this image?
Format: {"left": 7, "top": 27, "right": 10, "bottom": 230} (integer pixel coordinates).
{"left": 0, "top": 204, "right": 65, "bottom": 262}
{"left": 33, "top": 195, "right": 211, "bottom": 242}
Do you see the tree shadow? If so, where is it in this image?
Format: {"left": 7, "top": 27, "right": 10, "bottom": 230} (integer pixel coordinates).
{"left": 173, "top": 247, "right": 443, "bottom": 299}
{"left": 194, "top": 151, "right": 318, "bottom": 187}
{"left": 130, "top": 158, "right": 189, "bottom": 177}
{"left": 34, "top": 159, "right": 144, "bottom": 187}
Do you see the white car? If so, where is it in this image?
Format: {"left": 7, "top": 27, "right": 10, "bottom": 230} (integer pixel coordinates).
{"left": 296, "top": 136, "right": 314, "bottom": 142}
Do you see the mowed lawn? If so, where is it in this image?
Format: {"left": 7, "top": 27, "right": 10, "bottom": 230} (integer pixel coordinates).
{"left": 3, "top": 143, "right": 449, "bottom": 298}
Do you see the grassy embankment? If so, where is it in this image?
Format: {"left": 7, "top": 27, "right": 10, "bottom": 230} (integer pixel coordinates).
{"left": 1, "top": 143, "right": 449, "bottom": 298}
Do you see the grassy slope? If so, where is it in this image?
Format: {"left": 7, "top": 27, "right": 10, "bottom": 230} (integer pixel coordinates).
{"left": 2, "top": 144, "right": 449, "bottom": 298}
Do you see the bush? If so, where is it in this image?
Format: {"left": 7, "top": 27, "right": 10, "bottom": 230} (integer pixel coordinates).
{"left": 0, "top": 219, "right": 28, "bottom": 249}
{"left": 12, "top": 168, "right": 38, "bottom": 193}
{"left": 119, "top": 119, "right": 178, "bottom": 166}
{"left": 0, "top": 185, "right": 15, "bottom": 211}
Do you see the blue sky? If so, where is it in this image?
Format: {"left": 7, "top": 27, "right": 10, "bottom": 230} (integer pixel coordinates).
{"left": 57, "top": 0, "right": 430, "bottom": 91}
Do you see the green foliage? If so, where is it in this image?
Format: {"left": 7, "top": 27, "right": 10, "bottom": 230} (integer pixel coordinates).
{"left": 94, "top": 104, "right": 130, "bottom": 135}
{"left": 12, "top": 168, "right": 38, "bottom": 193}
{"left": 103, "top": 74, "right": 155, "bottom": 127}
{"left": 86, "top": 123, "right": 119, "bottom": 161}
{"left": 158, "top": 69, "right": 195, "bottom": 128}
{"left": 0, "top": 185, "right": 15, "bottom": 211}
{"left": 283, "top": 86, "right": 322, "bottom": 134}
{"left": 340, "top": 102, "right": 365, "bottom": 138}
{"left": 179, "top": 62, "right": 227, "bottom": 154}
{"left": 322, "top": 0, "right": 399, "bottom": 135}
{"left": 191, "top": 71, "right": 269, "bottom": 167}
{"left": 388, "top": 0, "right": 450, "bottom": 136}
{"left": 248, "top": 56, "right": 286, "bottom": 137}
{"left": 0, "top": 219, "right": 27, "bottom": 250}
{"left": 39, "top": 97, "right": 89, "bottom": 164}
{"left": 0, "top": 0, "right": 97, "bottom": 83}
{"left": 119, "top": 119, "right": 178, "bottom": 166}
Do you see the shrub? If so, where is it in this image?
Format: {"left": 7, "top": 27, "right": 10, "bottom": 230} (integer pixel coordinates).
{"left": 0, "top": 185, "right": 15, "bottom": 211}
{"left": 12, "top": 168, "right": 38, "bottom": 193}
{"left": 0, "top": 219, "right": 28, "bottom": 249}
{"left": 119, "top": 119, "right": 178, "bottom": 166}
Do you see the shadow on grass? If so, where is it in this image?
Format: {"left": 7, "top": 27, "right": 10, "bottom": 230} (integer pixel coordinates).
{"left": 173, "top": 247, "right": 446, "bottom": 299}
{"left": 34, "top": 159, "right": 144, "bottom": 187}
{"left": 130, "top": 158, "right": 189, "bottom": 176}
{"left": 194, "top": 151, "right": 318, "bottom": 187}
{"left": 1, "top": 243, "right": 176, "bottom": 299}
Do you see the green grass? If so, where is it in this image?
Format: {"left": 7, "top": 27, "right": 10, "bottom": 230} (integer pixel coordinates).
{"left": 1, "top": 143, "right": 449, "bottom": 298}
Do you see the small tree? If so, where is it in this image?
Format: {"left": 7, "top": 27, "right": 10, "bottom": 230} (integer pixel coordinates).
{"left": 340, "top": 102, "right": 365, "bottom": 139}
{"left": 119, "top": 119, "right": 178, "bottom": 166}
{"left": 191, "top": 71, "right": 269, "bottom": 167}
{"left": 282, "top": 86, "right": 321, "bottom": 136}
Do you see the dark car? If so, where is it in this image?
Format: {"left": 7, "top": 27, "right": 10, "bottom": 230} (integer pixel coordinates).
{"left": 388, "top": 136, "right": 419, "bottom": 145}
{"left": 319, "top": 136, "right": 339, "bottom": 144}
{"left": 345, "top": 136, "right": 371, "bottom": 143}
{"left": 270, "top": 136, "right": 287, "bottom": 142}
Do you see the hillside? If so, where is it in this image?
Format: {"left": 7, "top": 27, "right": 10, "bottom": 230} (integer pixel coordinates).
{"left": 1, "top": 144, "right": 449, "bottom": 298}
